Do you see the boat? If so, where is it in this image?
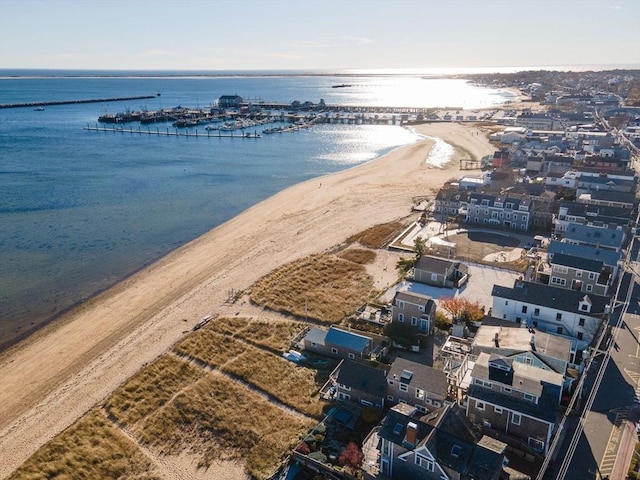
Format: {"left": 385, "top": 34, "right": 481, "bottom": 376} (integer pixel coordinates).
{"left": 34, "top": 107, "right": 45, "bottom": 111}
{"left": 331, "top": 84, "right": 353, "bottom": 88}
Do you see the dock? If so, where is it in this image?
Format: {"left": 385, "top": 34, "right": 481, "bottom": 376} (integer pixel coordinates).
{"left": 83, "top": 124, "right": 262, "bottom": 138}
{"left": 0, "top": 95, "right": 158, "bottom": 109}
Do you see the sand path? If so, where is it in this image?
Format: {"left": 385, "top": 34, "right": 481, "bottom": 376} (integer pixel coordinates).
{"left": 0, "top": 122, "right": 495, "bottom": 479}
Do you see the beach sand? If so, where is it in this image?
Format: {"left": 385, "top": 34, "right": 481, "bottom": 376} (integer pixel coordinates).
{"left": 0, "top": 122, "right": 496, "bottom": 479}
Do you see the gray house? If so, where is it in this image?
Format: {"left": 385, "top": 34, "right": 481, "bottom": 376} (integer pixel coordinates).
{"left": 466, "top": 352, "right": 562, "bottom": 455}
{"left": 391, "top": 291, "right": 437, "bottom": 334}
{"left": 464, "top": 192, "right": 532, "bottom": 231}
{"left": 563, "top": 222, "right": 625, "bottom": 252}
{"left": 386, "top": 357, "right": 447, "bottom": 413}
{"left": 413, "top": 256, "right": 468, "bottom": 289}
{"left": 546, "top": 252, "right": 611, "bottom": 296}
{"left": 301, "top": 325, "right": 372, "bottom": 361}
{"left": 334, "top": 359, "right": 387, "bottom": 409}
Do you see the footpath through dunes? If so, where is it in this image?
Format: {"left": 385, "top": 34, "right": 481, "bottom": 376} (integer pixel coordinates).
{"left": 0, "top": 122, "right": 495, "bottom": 477}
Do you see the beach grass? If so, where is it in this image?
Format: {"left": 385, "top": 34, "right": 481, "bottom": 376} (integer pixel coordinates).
{"left": 346, "top": 221, "right": 406, "bottom": 249}
{"left": 136, "top": 374, "right": 314, "bottom": 480}
{"left": 249, "top": 253, "right": 374, "bottom": 324}
{"left": 105, "top": 355, "right": 204, "bottom": 426}
{"left": 174, "top": 323, "right": 327, "bottom": 418}
{"left": 9, "top": 409, "right": 159, "bottom": 480}
{"left": 211, "top": 317, "right": 305, "bottom": 352}
{"left": 338, "top": 247, "right": 377, "bottom": 265}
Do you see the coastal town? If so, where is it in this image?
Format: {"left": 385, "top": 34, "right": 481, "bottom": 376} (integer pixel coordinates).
{"left": 3, "top": 69, "right": 640, "bottom": 480}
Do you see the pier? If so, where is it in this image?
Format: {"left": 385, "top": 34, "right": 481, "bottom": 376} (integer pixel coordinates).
{"left": 84, "top": 124, "right": 262, "bottom": 138}
{"left": 0, "top": 95, "right": 158, "bottom": 109}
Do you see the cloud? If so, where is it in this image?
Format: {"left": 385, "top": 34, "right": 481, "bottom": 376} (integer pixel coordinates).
{"left": 341, "top": 36, "right": 374, "bottom": 46}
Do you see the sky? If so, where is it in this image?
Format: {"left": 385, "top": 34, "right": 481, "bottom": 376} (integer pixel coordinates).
{"left": 0, "top": 0, "right": 639, "bottom": 72}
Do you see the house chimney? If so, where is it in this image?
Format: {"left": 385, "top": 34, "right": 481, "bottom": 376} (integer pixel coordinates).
{"left": 515, "top": 276, "right": 524, "bottom": 288}
{"left": 494, "top": 332, "right": 500, "bottom": 348}
{"left": 406, "top": 422, "right": 418, "bottom": 446}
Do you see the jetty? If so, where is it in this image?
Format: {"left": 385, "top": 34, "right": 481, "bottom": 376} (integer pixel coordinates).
{"left": 0, "top": 95, "right": 158, "bottom": 109}
{"left": 84, "top": 123, "right": 262, "bottom": 138}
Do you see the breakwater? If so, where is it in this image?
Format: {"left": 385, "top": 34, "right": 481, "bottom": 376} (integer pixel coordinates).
{"left": 84, "top": 124, "right": 262, "bottom": 138}
{"left": 0, "top": 94, "right": 157, "bottom": 109}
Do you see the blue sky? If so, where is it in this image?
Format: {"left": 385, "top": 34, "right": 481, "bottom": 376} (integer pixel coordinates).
{"left": 1, "top": 0, "right": 639, "bottom": 71}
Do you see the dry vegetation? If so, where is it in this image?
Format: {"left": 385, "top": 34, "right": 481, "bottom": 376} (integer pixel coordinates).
{"left": 106, "top": 355, "right": 205, "bottom": 426}
{"left": 136, "top": 374, "right": 315, "bottom": 480}
{"left": 346, "top": 221, "right": 406, "bottom": 249}
{"left": 174, "top": 320, "right": 327, "bottom": 418}
{"left": 338, "top": 247, "right": 377, "bottom": 265}
{"left": 10, "top": 409, "right": 159, "bottom": 480}
{"left": 249, "top": 254, "right": 374, "bottom": 324}
{"left": 213, "top": 317, "right": 305, "bottom": 352}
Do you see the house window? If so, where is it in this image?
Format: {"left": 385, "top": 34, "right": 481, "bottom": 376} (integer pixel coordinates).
{"left": 503, "top": 386, "right": 512, "bottom": 393}
{"left": 588, "top": 272, "right": 597, "bottom": 280}
{"left": 551, "top": 277, "right": 566, "bottom": 286}
{"left": 338, "top": 393, "right": 351, "bottom": 401}
{"left": 514, "top": 214, "right": 518, "bottom": 221}
{"left": 576, "top": 270, "right": 582, "bottom": 278}
{"left": 416, "top": 389, "right": 425, "bottom": 400}
{"left": 398, "top": 313, "right": 404, "bottom": 323}
{"left": 577, "top": 332, "right": 584, "bottom": 340}
{"left": 397, "top": 300, "right": 405, "bottom": 309}
{"left": 522, "top": 305, "right": 528, "bottom": 314}
{"left": 476, "top": 400, "right": 485, "bottom": 411}
{"left": 512, "top": 413, "right": 521, "bottom": 425}
{"left": 554, "top": 265, "right": 568, "bottom": 274}
{"left": 431, "top": 273, "right": 438, "bottom": 281}
{"left": 534, "top": 308, "right": 540, "bottom": 316}
{"left": 411, "top": 317, "right": 418, "bottom": 326}
{"left": 415, "top": 404, "right": 427, "bottom": 413}
{"left": 399, "top": 384, "right": 408, "bottom": 393}
{"left": 586, "top": 284, "right": 593, "bottom": 292}
{"left": 580, "top": 304, "right": 589, "bottom": 311}
{"left": 524, "top": 393, "right": 534, "bottom": 401}
{"left": 416, "top": 455, "right": 434, "bottom": 471}
{"left": 557, "top": 326, "right": 563, "bottom": 334}
{"left": 556, "top": 313, "right": 562, "bottom": 321}
{"left": 451, "top": 445, "right": 461, "bottom": 458}
{"left": 505, "top": 300, "right": 509, "bottom": 305}
{"left": 361, "top": 400, "right": 373, "bottom": 407}
{"left": 528, "top": 438, "right": 545, "bottom": 452}
{"left": 348, "top": 353, "right": 356, "bottom": 360}
{"left": 494, "top": 406, "right": 503, "bottom": 414}
{"left": 387, "top": 395, "right": 394, "bottom": 401}
{"left": 579, "top": 318, "right": 585, "bottom": 326}
{"left": 331, "top": 347, "right": 339, "bottom": 354}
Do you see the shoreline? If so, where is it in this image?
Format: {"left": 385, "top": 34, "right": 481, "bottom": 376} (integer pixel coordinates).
{"left": 0, "top": 122, "right": 496, "bottom": 478}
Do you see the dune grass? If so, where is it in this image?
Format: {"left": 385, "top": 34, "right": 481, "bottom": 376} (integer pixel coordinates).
{"left": 249, "top": 254, "right": 374, "bottom": 324}
{"left": 9, "top": 409, "right": 159, "bottom": 480}
{"left": 173, "top": 329, "right": 248, "bottom": 367}
{"left": 105, "top": 355, "right": 204, "bottom": 426}
{"left": 212, "top": 317, "right": 305, "bottom": 352}
{"left": 136, "top": 374, "right": 314, "bottom": 480}
{"left": 346, "top": 221, "right": 406, "bottom": 249}
{"left": 338, "top": 247, "right": 377, "bottom": 265}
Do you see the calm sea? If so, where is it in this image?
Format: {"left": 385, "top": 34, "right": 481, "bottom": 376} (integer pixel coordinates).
{"left": 0, "top": 70, "right": 515, "bottom": 349}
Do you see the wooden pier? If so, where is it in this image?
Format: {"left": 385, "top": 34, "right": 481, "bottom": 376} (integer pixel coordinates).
{"left": 84, "top": 124, "right": 262, "bottom": 138}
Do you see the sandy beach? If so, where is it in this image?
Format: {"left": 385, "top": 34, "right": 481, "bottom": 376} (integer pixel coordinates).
{"left": 0, "top": 122, "right": 496, "bottom": 478}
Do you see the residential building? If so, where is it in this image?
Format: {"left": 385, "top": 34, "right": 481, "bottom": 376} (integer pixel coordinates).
{"left": 413, "top": 256, "right": 468, "bottom": 289}
{"left": 547, "top": 240, "right": 622, "bottom": 281}
{"left": 386, "top": 357, "right": 447, "bottom": 413}
{"left": 464, "top": 192, "right": 532, "bottom": 231}
{"left": 434, "top": 187, "right": 470, "bottom": 217}
{"left": 334, "top": 359, "right": 387, "bottom": 409}
{"left": 544, "top": 252, "right": 611, "bottom": 296}
{"left": 563, "top": 222, "right": 625, "bottom": 252}
{"left": 466, "top": 352, "right": 562, "bottom": 455}
{"left": 491, "top": 279, "right": 610, "bottom": 360}
{"left": 577, "top": 190, "right": 637, "bottom": 210}
{"left": 300, "top": 325, "right": 372, "bottom": 361}
{"left": 391, "top": 291, "right": 437, "bottom": 334}
{"left": 377, "top": 403, "right": 506, "bottom": 480}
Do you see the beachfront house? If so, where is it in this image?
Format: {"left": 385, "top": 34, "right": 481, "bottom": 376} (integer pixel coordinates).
{"left": 464, "top": 192, "right": 532, "bottom": 231}
{"left": 300, "top": 325, "right": 373, "bottom": 361}
{"left": 413, "top": 255, "right": 468, "bottom": 289}
{"left": 333, "top": 359, "right": 387, "bottom": 409}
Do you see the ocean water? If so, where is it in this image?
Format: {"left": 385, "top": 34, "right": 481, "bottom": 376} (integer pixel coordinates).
{"left": 0, "top": 71, "right": 515, "bottom": 349}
